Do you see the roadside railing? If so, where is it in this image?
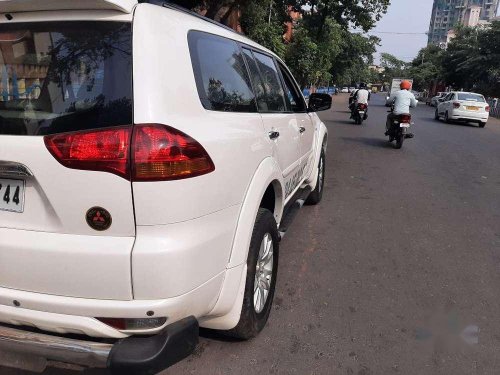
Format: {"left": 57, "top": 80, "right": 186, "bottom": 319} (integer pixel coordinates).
{"left": 488, "top": 100, "right": 499, "bottom": 118}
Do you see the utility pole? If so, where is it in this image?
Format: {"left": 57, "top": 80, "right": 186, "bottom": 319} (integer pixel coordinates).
{"left": 421, "top": 52, "right": 425, "bottom": 65}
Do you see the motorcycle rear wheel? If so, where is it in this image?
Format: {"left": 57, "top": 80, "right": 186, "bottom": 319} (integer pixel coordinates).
{"left": 395, "top": 133, "right": 404, "bottom": 149}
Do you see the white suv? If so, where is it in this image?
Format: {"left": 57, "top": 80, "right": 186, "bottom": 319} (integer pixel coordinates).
{"left": 0, "top": 1, "right": 330, "bottom": 373}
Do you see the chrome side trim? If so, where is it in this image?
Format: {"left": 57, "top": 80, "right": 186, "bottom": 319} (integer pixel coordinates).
{"left": 0, "top": 161, "right": 33, "bottom": 178}
{"left": 0, "top": 324, "right": 112, "bottom": 369}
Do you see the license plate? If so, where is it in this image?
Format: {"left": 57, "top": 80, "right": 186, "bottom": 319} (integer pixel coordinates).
{"left": 359, "top": 111, "right": 365, "bottom": 114}
{"left": 0, "top": 178, "right": 25, "bottom": 213}
{"left": 400, "top": 123, "right": 410, "bottom": 128}
{"left": 466, "top": 106, "right": 479, "bottom": 111}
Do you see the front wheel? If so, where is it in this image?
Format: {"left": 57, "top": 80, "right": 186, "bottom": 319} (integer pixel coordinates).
{"left": 306, "top": 149, "right": 325, "bottom": 205}
{"left": 226, "top": 208, "right": 279, "bottom": 340}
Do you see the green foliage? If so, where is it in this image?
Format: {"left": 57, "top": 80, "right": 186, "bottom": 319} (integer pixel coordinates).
{"left": 442, "top": 22, "right": 500, "bottom": 96}
{"left": 294, "top": 0, "right": 390, "bottom": 33}
{"left": 239, "top": 1, "right": 288, "bottom": 58}
{"left": 167, "top": 0, "right": 391, "bottom": 88}
{"left": 406, "top": 44, "right": 444, "bottom": 91}
{"left": 331, "top": 32, "right": 378, "bottom": 85}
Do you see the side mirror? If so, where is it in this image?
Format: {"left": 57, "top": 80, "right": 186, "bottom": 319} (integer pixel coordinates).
{"left": 308, "top": 93, "right": 332, "bottom": 112}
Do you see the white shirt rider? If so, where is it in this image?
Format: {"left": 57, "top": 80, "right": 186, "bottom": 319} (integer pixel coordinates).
{"left": 389, "top": 89, "right": 418, "bottom": 114}
{"left": 354, "top": 89, "right": 370, "bottom": 105}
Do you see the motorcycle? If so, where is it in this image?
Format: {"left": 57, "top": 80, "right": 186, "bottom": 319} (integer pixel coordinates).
{"left": 352, "top": 103, "right": 368, "bottom": 125}
{"left": 387, "top": 112, "right": 413, "bottom": 149}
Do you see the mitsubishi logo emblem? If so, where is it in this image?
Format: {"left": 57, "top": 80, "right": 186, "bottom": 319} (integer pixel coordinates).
{"left": 86, "top": 207, "right": 112, "bottom": 231}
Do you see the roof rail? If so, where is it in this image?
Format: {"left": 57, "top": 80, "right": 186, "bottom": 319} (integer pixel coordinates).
{"left": 138, "top": 1, "right": 243, "bottom": 36}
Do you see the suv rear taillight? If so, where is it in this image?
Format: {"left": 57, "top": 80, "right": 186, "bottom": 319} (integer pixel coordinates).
{"left": 44, "top": 126, "right": 132, "bottom": 179}
{"left": 485, "top": 105, "right": 490, "bottom": 112}
{"left": 453, "top": 102, "right": 461, "bottom": 109}
{"left": 44, "top": 124, "right": 215, "bottom": 181}
{"left": 132, "top": 124, "right": 214, "bottom": 181}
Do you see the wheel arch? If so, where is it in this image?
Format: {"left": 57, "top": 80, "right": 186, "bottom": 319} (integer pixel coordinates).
{"left": 199, "top": 157, "right": 284, "bottom": 330}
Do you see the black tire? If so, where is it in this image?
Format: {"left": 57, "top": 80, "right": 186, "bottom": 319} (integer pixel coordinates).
{"left": 444, "top": 111, "right": 450, "bottom": 123}
{"left": 434, "top": 109, "right": 439, "bottom": 120}
{"left": 305, "top": 148, "right": 325, "bottom": 205}
{"left": 395, "top": 132, "right": 404, "bottom": 149}
{"left": 479, "top": 122, "right": 486, "bottom": 128}
{"left": 225, "top": 208, "right": 279, "bottom": 340}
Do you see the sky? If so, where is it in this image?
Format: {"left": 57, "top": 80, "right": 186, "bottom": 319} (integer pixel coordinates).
{"left": 369, "top": 0, "right": 435, "bottom": 64}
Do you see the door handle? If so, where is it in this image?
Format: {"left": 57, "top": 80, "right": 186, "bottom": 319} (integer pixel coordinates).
{"left": 268, "top": 131, "right": 280, "bottom": 140}
{"left": 299, "top": 126, "right": 306, "bottom": 133}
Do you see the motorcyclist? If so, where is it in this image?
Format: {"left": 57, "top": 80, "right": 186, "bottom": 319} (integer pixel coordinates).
{"left": 349, "top": 83, "right": 370, "bottom": 119}
{"left": 385, "top": 80, "right": 417, "bottom": 136}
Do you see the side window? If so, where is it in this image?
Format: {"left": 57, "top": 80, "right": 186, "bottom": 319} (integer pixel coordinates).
{"left": 252, "top": 51, "right": 286, "bottom": 112}
{"left": 242, "top": 48, "right": 268, "bottom": 112}
{"left": 188, "top": 31, "right": 256, "bottom": 112}
{"left": 277, "top": 62, "right": 306, "bottom": 112}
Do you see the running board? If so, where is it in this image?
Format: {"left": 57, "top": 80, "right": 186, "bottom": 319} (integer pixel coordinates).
{"left": 278, "top": 186, "right": 312, "bottom": 240}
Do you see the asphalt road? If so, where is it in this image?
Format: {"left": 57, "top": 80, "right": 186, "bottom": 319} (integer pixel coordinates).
{"left": 4, "top": 94, "right": 500, "bottom": 375}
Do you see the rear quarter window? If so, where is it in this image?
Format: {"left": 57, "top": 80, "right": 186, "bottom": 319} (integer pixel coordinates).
{"left": 188, "top": 31, "right": 257, "bottom": 113}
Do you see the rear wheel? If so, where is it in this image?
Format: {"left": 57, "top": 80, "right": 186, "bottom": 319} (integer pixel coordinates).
{"left": 434, "top": 109, "right": 439, "bottom": 120}
{"left": 479, "top": 122, "right": 486, "bottom": 128}
{"left": 395, "top": 132, "right": 404, "bottom": 149}
{"left": 445, "top": 111, "right": 450, "bottom": 123}
{"left": 226, "top": 208, "right": 279, "bottom": 340}
{"left": 306, "top": 149, "right": 325, "bottom": 205}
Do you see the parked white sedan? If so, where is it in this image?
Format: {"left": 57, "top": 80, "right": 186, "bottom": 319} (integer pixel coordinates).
{"left": 435, "top": 91, "right": 490, "bottom": 127}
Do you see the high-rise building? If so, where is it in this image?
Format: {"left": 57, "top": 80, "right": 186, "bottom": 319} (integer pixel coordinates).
{"left": 428, "top": 0, "right": 500, "bottom": 45}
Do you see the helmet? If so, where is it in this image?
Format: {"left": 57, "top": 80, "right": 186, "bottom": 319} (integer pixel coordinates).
{"left": 359, "top": 82, "right": 367, "bottom": 89}
{"left": 400, "top": 80, "right": 412, "bottom": 90}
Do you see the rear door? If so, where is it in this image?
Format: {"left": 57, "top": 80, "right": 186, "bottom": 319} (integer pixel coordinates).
{"left": 242, "top": 48, "right": 302, "bottom": 198}
{"left": 275, "top": 61, "right": 315, "bottom": 181}
{"left": 0, "top": 21, "right": 135, "bottom": 299}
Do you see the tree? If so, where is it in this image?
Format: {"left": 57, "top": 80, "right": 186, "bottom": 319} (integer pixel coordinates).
{"left": 239, "top": 1, "right": 289, "bottom": 58}
{"left": 380, "top": 52, "right": 408, "bottom": 80}
{"left": 330, "top": 32, "right": 379, "bottom": 85}
{"left": 294, "top": 0, "right": 390, "bottom": 36}
{"left": 168, "top": 0, "right": 391, "bottom": 88}
{"left": 442, "top": 22, "right": 500, "bottom": 96}
{"left": 406, "top": 44, "right": 444, "bottom": 91}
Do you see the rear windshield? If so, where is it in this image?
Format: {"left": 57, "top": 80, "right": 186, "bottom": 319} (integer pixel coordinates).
{"left": 0, "top": 22, "right": 132, "bottom": 136}
{"left": 457, "top": 93, "right": 485, "bottom": 102}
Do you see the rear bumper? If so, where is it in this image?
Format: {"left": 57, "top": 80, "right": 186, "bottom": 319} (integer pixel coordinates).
{"left": 0, "top": 317, "right": 198, "bottom": 374}
{"left": 451, "top": 110, "right": 489, "bottom": 122}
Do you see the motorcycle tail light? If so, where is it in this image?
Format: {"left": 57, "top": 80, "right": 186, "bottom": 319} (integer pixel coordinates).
{"left": 398, "top": 114, "right": 411, "bottom": 123}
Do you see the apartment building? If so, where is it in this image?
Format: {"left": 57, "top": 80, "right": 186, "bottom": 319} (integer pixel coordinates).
{"left": 428, "top": 0, "right": 500, "bottom": 45}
